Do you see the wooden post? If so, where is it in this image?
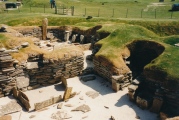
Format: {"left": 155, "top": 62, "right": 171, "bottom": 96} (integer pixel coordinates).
{"left": 112, "top": 8, "right": 114, "bottom": 17}
{"left": 171, "top": 11, "right": 173, "bottom": 19}
{"left": 71, "top": 6, "right": 74, "bottom": 16}
{"left": 98, "top": 9, "right": 100, "bottom": 17}
{"left": 44, "top": 5, "right": 45, "bottom": 13}
{"left": 63, "top": 5, "right": 64, "bottom": 15}
{"left": 30, "top": 5, "right": 31, "bottom": 12}
{"left": 141, "top": 9, "right": 143, "bottom": 18}
{"left": 55, "top": 6, "right": 57, "bottom": 14}
{"left": 85, "top": 8, "right": 86, "bottom": 16}
{"left": 126, "top": 8, "right": 128, "bottom": 18}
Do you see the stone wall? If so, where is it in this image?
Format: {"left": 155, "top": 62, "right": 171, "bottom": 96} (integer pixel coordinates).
{"left": 0, "top": 49, "right": 84, "bottom": 98}
{"left": 0, "top": 49, "right": 22, "bottom": 97}
{"left": 12, "top": 27, "right": 64, "bottom": 40}
{"left": 26, "top": 53, "right": 84, "bottom": 89}
{"left": 93, "top": 57, "right": 132, "bottom": 92}
{"left": 14, "top": 27, "right": 42, "bottom": 39}
{"left": 128, "top": 76, "right": 179, "bottom": 117}
{"left": 13, "top": 26, "right": 99, "bottom": 44}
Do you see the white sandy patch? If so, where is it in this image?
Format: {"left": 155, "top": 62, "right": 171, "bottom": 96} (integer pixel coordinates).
{"left": 0, "top": 50, "right": 157, "bottom": 120}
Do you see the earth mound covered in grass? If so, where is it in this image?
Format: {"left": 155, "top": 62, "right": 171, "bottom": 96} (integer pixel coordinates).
{"left": 94, "top": 23, "right": 179, "bottom": 90}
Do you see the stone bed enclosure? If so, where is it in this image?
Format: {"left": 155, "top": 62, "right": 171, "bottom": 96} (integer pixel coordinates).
{"left": 0, "top": 24, "right": 94, "bottom": 111}
{"left": 0, "top": 22, "right": 178, "bottom": 118}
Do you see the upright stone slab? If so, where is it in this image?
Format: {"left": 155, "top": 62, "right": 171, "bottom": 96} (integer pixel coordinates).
{"left": 150, "top": 97, "right": 163, "bottom": 113}
{"left": 42, "top": 18, "right": 48, "bottom": 40}
{"left": 0, "top": 100, "right": 22, "bottom": 116}
{"left": 112, "top": 79, "right": 120, "bottom": 92}
{"left": 63, "top": 87, "right": 72, "bottom": 101}
{"left": 64, "top": 31, "right": 70, "bottom": 42}
{"left": 18, "top": 91, "right": 31, "bottom": 111}
{"left": 16, "top": 76, "right": 30, "bottom": 89}
{"left": 34, "top": 95, "right": 62, "bottom": 111}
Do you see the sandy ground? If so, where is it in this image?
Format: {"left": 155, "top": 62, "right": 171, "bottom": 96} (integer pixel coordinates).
{"left": 0, "top": 50, "right": 158, "bottom": 120}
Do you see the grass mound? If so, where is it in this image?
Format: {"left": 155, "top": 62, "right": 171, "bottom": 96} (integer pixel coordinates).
{"left": 94, "top": 23, "right": 179, "bottom": 89}
{"left": 0, "top": 33, "right": 83, "bottom": 63}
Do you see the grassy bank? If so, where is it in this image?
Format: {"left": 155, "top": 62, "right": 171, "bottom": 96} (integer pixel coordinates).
{"left": 93, "top": 23, "right": 179, "bottom": 89}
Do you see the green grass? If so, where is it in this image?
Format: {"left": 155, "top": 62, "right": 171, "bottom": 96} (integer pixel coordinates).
{"left": 1, "top": 0, "right": 179, "bottom": 20}
{"left": 0, "top": 34, "right": 7, "bottom": 48}
{"left": 90, "top": 23, "right": 179, "bottom": 89}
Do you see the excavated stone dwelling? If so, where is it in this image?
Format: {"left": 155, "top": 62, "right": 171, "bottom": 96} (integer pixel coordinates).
{"left": 0, "top": 24, "right": 178, "bottom": 118}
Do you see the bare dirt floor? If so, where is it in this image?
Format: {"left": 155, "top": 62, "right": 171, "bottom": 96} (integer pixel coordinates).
{"left": 0, "top": 50, "right": 158, "bottom": 120}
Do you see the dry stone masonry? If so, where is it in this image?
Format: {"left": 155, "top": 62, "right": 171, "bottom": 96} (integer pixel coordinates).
{"left": 127, "top": 75, "right": 179, "bottom": 117}
{"left": 0, "top": 48, "right": 84, "bottom": 98}
{"left": 25, "top": 52, "right": 84, "bottom": 90}
{"left": 93, "top": 58, "right": 132, "bottom": 92}
{"left": 0, "top": 49, "right": 18, "bottom": 97}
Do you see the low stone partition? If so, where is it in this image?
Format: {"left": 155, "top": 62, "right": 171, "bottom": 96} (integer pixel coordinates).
{"left": 12, "top": 25, "right": 100, "bottom": 44}
{"left": 25, "top": 53, "right": 84, "bottom": 89}
{"left": 0, "top": 47, "right": 84, "bottom": 98}
{"left": 13, "top": 26, "right": 42, "bottom": 39}
{"left": 93, "top": 58, "right": 132, "bottom": 92}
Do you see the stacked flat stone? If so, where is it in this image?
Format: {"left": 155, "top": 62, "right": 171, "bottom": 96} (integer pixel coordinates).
{"left": 111, "top": 72, "right": 132, "bottom": 92}
{"left": 16, "top": 27, "right": 42, "bottom": 39}
{"left": 25, "top": 52, "right": 84, "bottom": 89}
{"left": 145, "top": 79, "right": 179, "bottom": 115}
{"left": 93, "top": 58, "right": 112, "bottom": 80}
{"left": 93, "top": 58, "right": 132, "bottom": 92}
{"left": 127, "top": 77, "right": 179, "bottom": 116}
{"left": 0, "top": 49, "right": 15, "bottom": 97}
{"left": 163, "top": 89, "right": 179, "bottom": 115}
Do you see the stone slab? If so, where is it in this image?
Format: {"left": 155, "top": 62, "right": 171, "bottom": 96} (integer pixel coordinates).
{"left": 63, "top": 87, "right": 72, "bottom": 101}
{"left": 34, "top": 95, "right": 62, "bottom": 111}
{"left": 18, "top": 91, "right": 31, "bottom": 111}
{"left": 24, "top": 83, "right": 65, "bottom": 110}
{"left": 0, "top": 56, "right": 12, "bottom": 61}
{"left": 174, "top": 43, "right": 179, "bottom": 47}
{"left": 128, "top": 84, "right": 138, "bottom": 92}
{"left": 85, "top": 91, "right": 99, "bottom": 99}
{"left": 80, "top": 75, "right": 96, "bottom": 82}
{"left": 26, "top": 62, "right": 39, "bottom": 70}
{"left": 0, "top": 115, "right": 11, "bottom": 120}
{"left": 0, "top": 100, "right": 22, "bottom": 116}
{"left": 72, "top": 104, "right": 91, "bottom": 113}
{"left": 112, "top": 75, "right": 124, "bottom": 81}
{"left": 51, "top": 110, "right": 72, "bottom": 119}
{"left": 2, "top": 67, "right": 15, "bottom": 73}
{"left": 16, "top": 76, "right": 30, "bottom": 89}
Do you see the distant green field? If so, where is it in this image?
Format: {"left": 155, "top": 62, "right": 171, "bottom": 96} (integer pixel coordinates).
{"left": 1, "top": 0, "right": 179, "bottom": 19}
